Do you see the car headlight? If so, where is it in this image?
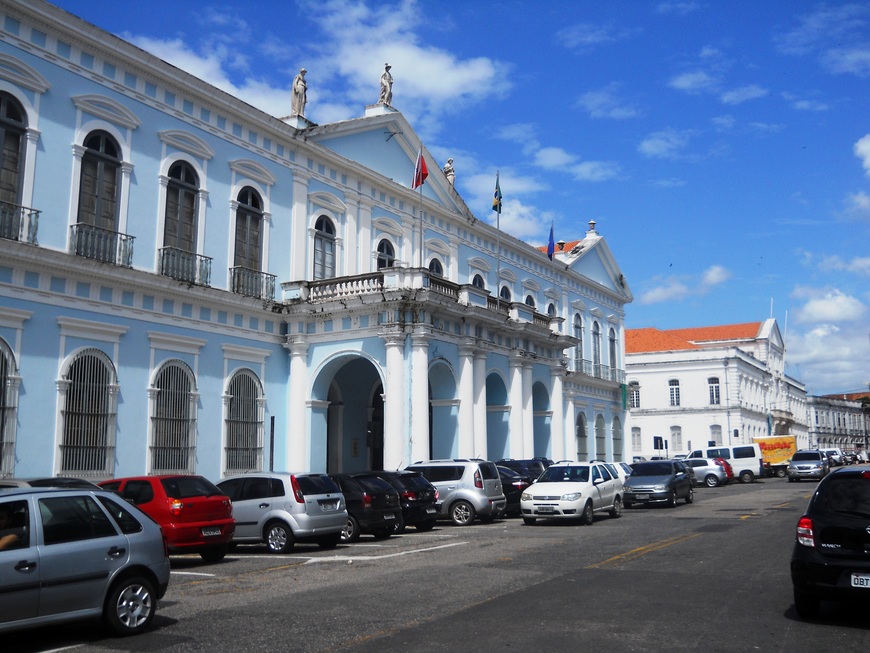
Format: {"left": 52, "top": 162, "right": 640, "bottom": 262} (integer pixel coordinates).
{"left": 521, "top": 492, "right": 532, "bottom": 501}
{"left": 654, "top": 485, "right": 668, "bottom": 491}
{"left": 561, "top": 492, "right": 582, "bottom": 502}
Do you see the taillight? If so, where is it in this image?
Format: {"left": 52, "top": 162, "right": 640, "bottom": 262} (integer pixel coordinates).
{"left": 401, "top": 490, "right": 417, "bottom": 500}
{"left": 169, "top": 499, "right": 183, "bottom": 516}
{"left": 796, "top": 516, "right": 815, "bottom": 547}
{"left": 474, "top": 469, "right": 483, "bottom": 489}
{"left": 290, "top": 475, "right": 305, "bottom": 503}
{"left": 362, "top": 491, "right": 372, "bottom": 509}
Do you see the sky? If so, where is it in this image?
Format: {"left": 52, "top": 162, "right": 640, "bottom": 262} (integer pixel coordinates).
{"left": 49, "top": 0, "right": 870, "bottom": 396}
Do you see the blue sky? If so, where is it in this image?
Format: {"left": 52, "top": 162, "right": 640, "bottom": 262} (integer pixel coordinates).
{"left": 52, "top": 0, "right": 870, "bottom": 395}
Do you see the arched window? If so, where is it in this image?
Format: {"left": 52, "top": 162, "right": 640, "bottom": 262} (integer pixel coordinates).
{"left": 0, "top": 93, "right": 26, "bottom": 211}
{"left": 499, "top": 285, "right": 512, "bottom": 302}
{"left": 150, "top": 361, "right": 196, "bottom": 473}
{"left": 592, "top": 322, "right": 602, "bottom": 370}
{"left": 0, "top": 337, "right": 19, "bottom": 476}
{"left": 59, "top": 349, "right": 116, "bottom": 475}
{"left": 472, "top": 274, "right": 485, "bottom": 289}
{"left": 225, "top": 370, "right": 264, "bottom": 473}
{"left": 234, "top": 186, "right": 263, "bottom": 271}
{"left": 573, "top": 314, "right": 584, "bottom": 370}
{"left": 313, "top": 215, "right": 336, "bottom": 280}
{"left": 376, "top": 239, "right": 395, "bottom": 269}
{"left": 161, "top": 162, "right": 200, "bottom": 283}
{"left": 609, "top": 327, "right": 618, "bottom": 371}
{"left": 547, "top": 303, "right": 556, "bottom": 317}
{"left": 78, "top": 131, "right": 121, "bottom": 231}
{"left": 524, "top": 294, "right": 535, "bottom": 308}
{"left": 428, "top": 258, "right": 443, "bottom": 277}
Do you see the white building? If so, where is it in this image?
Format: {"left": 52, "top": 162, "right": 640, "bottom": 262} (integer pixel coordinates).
{"left": 624, "top": 319, "right": 808, "bottom": 458}
{"left": 807, "top": 393, "right": 870, "bottom": 455}
{"left": 0, "top": 0, "right": 632, "bottom": 481}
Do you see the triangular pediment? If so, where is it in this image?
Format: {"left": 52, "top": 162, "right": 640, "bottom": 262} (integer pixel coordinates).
{"left": 565, "top": 236, "right": 632, "bottom": 302}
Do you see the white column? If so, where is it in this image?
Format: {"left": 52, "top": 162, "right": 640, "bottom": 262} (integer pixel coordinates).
{"left": 410, "top": 329, "right": 430, "bottom": 465}
{"left": 383, "top": 332, "right": 406, "bottom": 469}
{"left": 473, "top": 349, "right": 488, "bottom": 460}
{"left": 509, "top": 351, "right": 524, "bottom": 457}
{"left": 522, "top": 360, "right": 534, "bottom": 457}
{"left": 286, "top": 338, "right": 309, "bottom": 469}
{"left": 566, "top": 390, "right": 578, "bottom": 460}
{"left": 457, "top": 341, "right": 475, "bottom": 458}
{"left": 550, "top": 366, "right": 565, "bottom": 462}
{"left": 344, "top": 197, "right": 359, "bottom": 274}
{"left": 290, "top": 171, "right": 310, "bottom": 280}
{"left": 357, "top": 197, "right": 373, "bottom": 272}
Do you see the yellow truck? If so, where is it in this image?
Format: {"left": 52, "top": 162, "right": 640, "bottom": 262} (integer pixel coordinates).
{"left": 753, "top": 435, "right": 798, "bottom": 478}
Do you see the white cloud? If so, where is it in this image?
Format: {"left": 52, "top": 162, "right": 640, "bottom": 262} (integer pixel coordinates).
{"left": 720, "top": 84, "right": 768, "bottom": 105}
{"left": 638, "top": 128, "right": 693, "bottom": 159}
{"left": 577, "top": 84, "right": 641, "bottom": 119}
{"left": 701, "top": 265, "right": 731, "bottom": 286}
{"left": 821, "top": 46, "right": 870, "bottom": 77}
{"left": 792, "top": 288, "right": 866, "bottom": 324}
{"left": 534, "top": 147, "right": 577, "bottom": 169}
{"left": 656, "top": 2, "right": 699, "bottom": 16}
{"left": 843, "top": 190, "right": 870, "bottom": 222}
{"left": 775, "top": 5, "right": 870, "bottom": 77}
{"left": 638, "top": 280, "right": 691, "bottom": 304}
{"left": 817, "top": 255, "right": 870, "bottom": 276}
{"left": 854, "top": 134, "right": 870, "bottom": 176}
{"left": 711, "top": 115, "right": 735, "bottom": 131}
{"left": 556, "top": 23, "right": 640, "bottom": 50}
{"left": 638, "top": 265, "right": 730, "bottom": 305}
{"left": 668, "top": 70, "right": 718, "bottom": 93}
{"left": 571, "top": 161, "right": 621, "bottom": 182}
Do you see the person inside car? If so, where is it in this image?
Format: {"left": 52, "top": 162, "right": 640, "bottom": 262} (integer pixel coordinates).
{"left": 0, "top": 502, "right": 28, "bottom": 551}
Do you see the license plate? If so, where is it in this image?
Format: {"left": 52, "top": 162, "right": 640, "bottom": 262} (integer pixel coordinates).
{"left": 636, "top": 494, "right": 649, "bottom": 500}
{"left": 851, "top": 573, "right": 870, "bottom": 588}
{"left": 426, "top": 507, "right": 437, "bottom": 514}
{"left": 537, "top": 506, "right": 554, "bottom": 513}
{"left": 384, "top": 513, "right": 395, "bottom": 520}
{"left": 320, "top": 501, "right": 338, "bottom": 512}
{"left": 201, "top": 526, "right": 221, "bottom": 537}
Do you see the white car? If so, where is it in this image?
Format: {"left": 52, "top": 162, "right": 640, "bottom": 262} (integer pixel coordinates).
{"left": 520, "top": 461, "right": 623, "bottom": 525}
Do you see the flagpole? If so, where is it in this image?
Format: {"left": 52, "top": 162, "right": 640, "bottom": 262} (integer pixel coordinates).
{"left": 495, "top": 171, "right": 501, "bottom": 302}
{"left": 418, "top": 183, "right": 423, "bottom": 269}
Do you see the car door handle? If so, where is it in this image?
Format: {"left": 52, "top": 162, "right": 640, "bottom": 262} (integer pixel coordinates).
{"left": 107, "top": 546, "right": 126, "bottom": 558}
{"left": 15, "top": 560, "right": 37, "bottom": 572}
{"left": 259, "top": 503, "right": 270, "bottom": 509}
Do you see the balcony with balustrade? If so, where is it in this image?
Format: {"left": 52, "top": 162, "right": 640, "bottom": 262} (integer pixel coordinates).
{"left": 159, "top": 247, "right": 212, "bottom": 286}
{"left": 0, "top": 201, "right": 39, "bottom": 244}
{"left": 69, "top": 223, "right": 134, "bottom": 267}
{"left": 231, "top": 265, "right": 276, "bottom": 300}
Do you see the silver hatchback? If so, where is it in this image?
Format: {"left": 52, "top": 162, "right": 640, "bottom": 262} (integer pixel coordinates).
{"left": 682, "top": 458, "right": 728, "bottom": 487}
{"left": 0, "top": 487, "right": 170, "bottom": 636}
{"left": 406, "top": 460, "right": 506, "bottom": 525}
{"left": 217, "top": 472, "right": 346, "bottom": 553}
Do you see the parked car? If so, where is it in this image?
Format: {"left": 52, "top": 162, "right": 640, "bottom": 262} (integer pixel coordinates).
{"left": 0, "top": 486, "right": 170, "bottom": 636}
{"left": 497, "top": 466, "right": 531, "bottom": 517}
{"left": 329, "top": 473, "right": 400, "bottom": 542}
{"left": 519, "top": 461, "right": 622, "bottom": 525}
{"left": 623, "top": 460, "right": 694, "bottom": 508}
{"left": 787, "top": 450, "right": 830, "bottom": 482}
{"left": 714, "top": 457, "right": 734, "bottom": 482}
{"left": 820, "top": 448, "right": 844, "bottom": 466}
{"left": 0, "top": 477, "right": 103, "bottom": 489}
{"left": 496, "top": 458, "right": 547, "bottom": 482}
{"left": 686, "top": 444, "right": 764, "bottom": 483}
{"left": 216, "top": 472, "right": 345, "bottom": 553}
{"left": 99, "top": 475, "right": 234, "bottom": 562}
{"left": 406, "top": 459, "right": 506, "bottom": 525}
{"left": 791, "top": 463, "right": 870, "bottom": 618}
{"left": 603, "top": 461, "right": 634, "bottom": 484}
{"left": 373, "top": 470, "right": 438, "bottom": 533}
{"left": 682, "top": 457, "right": 728, "bottom": 487}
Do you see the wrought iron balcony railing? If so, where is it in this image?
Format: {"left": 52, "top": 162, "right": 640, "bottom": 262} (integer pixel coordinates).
{"left": 159, "top": 247, "right": 212, "bottom": 286}
{"left": 231, "top": 266, "right": 276, "bottom": 300}
{"left": 0, "top": 201, "right": 39, "bottom": 244}
{"left": 69, "top": 223, "right": 134, "bottom": 267}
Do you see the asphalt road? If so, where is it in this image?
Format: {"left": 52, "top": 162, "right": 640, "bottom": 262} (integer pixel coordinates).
{"left": 7, "top": 476, "right": 870, "bottom": 652}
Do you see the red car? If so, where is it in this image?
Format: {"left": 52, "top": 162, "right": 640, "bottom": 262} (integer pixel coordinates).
{"left": 99, "top": 475, "right": 235, "bottom": 562}
{"left": 714, "top": 457, "right": 734, "bottom": 483}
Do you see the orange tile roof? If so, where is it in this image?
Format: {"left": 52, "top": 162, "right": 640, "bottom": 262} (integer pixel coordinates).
{"left": 666, "top": 322, "right": 762, "bottom": 343}
{"left": 625, "top": 328, "right": 701, "bottom": 354}
{"left": 536, "top": 239, "right": 583, "bottom": 255}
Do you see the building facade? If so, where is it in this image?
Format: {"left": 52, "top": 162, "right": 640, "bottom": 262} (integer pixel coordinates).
{"left": 624, "top": 320, "right": 808, "bottom": 458}
{"left": 0, "top": 0, "right": 632, "bottom": 481}
{"left": 807, "top": 393, "right": 870, "bottom": 455}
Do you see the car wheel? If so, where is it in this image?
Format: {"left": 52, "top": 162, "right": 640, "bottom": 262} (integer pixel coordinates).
{"left": 704, "top": 474, "right": 719, "bottom": 488}
{"left": 609, "top": 496, "right": 622, "bottom": 518}
{"left": 667, "top": 490, "right": 677, "bottom": 508}
{"left": 794, "top": 591, "right": 820, "bottom": 619}
{"left": 391, "top": 514, "right": 406, "bottom": 534}
{"left": 200, "top": 544, "right": 228, "bottom": 563}
{"left": 265, "top": 520, "right": 295, "bottom": 554}
{"left": 341, "top": 515, "right": 360, "bottom": 543}
{"left": 317, "top": 532, "right": 341, "bottom": 549}
{"left": 685, "top": 486, "right": 694, "bottom": 504}
{"left": 739, "top": 470, "right": 754, "bottom": 484}
{"left": 522, "top": 517, "right": 536, "bottom": 525}
{"left": 580, "top": 501, "right": 594, "bottom": 525}
{"left": 450, "top": 500, "right": 475, "bottom": 526}
{"left": 103, "top": 575, "right": 156, "bottom": 636}
{"left": 415, "top": 520, "right": 436, "bottom": 532}
{"left": 776, "top": 468, "right": 787, "bottom": 478}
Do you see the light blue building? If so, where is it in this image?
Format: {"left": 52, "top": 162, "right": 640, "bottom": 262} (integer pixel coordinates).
{"left": 0, "top": 0, "right": 632, "bottom": 482}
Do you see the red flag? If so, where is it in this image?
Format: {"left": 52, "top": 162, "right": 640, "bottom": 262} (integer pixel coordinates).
{"left": 412, "top": 147, "right": 428, "bottom": 189}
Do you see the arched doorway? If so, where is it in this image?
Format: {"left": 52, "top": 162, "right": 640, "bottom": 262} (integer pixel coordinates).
{"left": 486, "top": 373, "right": 509, "bottom": 459}
{"left": 575, "top": 412, "right": 588, "bottom": 460}
{"left": 429, "top": 361, "right": 458, "bottom": 459}
{"left": 532, "top": 381, "right": 551, "bottom": 458}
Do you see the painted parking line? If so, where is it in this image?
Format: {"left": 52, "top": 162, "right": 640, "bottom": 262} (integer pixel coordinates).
{"left": 171, "top": 570, "right": 218, "bottom": 577}
{"left": 585, "top": 533, "right": 702, "bottom": 569}
{"left": 300, "top": 541, "right": 468, "bottom": 563}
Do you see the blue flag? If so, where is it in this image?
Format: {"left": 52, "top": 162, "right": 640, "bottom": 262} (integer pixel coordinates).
{"left": 492, "top": 173, "right": 502, "bottom": 214}
{"left": 547, "top": 222, "right": 555, "bottom": 260}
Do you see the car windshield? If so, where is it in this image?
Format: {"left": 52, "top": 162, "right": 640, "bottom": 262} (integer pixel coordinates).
{"left": 538, "top": 466, "right": 589, "bottom": 483}
{"left": 295, "top": 474, "right": 340, "bottom": 495}
{"left": 161, "top": 476, "right": 224, "bottom": 499}
{"left": 816, "top": 476, "right": 870, "bottom": 518}
{"left": 632, "top": 462, "right": 673, "bottom": 476}
{"left": 792, "top": 452, "right": 821, "bottom": 462}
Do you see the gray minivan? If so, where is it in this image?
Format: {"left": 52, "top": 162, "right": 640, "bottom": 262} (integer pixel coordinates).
{"left": 406, "top": 459, "right": 506, "bottom": 525}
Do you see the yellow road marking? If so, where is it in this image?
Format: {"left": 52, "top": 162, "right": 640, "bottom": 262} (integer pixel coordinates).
{"left": 586, "top": 533, "right": 701, "bottom": 569}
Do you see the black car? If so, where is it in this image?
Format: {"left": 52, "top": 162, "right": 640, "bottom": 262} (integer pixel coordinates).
{"left": 622, "top": 460, "right": 694, "bottom": 508}
{"left": 791, "top": 463, "right": 870, "bottom": 619}
{"left": 329, "top": 473, "right": 401, "bottom": 543}
{"left": 497, "top": 466, "right": 531, "bottom": 517}
{"left": 374, "top": 470, "right": 438, "bottom": 533}
{"left": 496, "top": 458, "right": 547, "bottom": 482}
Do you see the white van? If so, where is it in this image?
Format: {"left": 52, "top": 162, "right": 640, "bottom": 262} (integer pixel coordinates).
{"left": 685, "top": 444, "right": 764, "bottom": 483}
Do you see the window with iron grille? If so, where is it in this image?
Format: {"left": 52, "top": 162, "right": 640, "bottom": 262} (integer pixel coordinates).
{"left": 0, "top": 339, "right": 19, "bottom": 477}
{"left": 669, "top": 379, "right": 681, "bottom": 407}
{"left": 708, "top": 376, "right": 721, "bottom": 405}
{"left": 224, "top": 370, "right": 264, "bottom": 473}
{"left": 313, "top": 215, "right": 335, "bottom": 280}
{"left": 78, "top": 131, "right": 120, "bottom": 231}
{"left": 150, "top": 361, "right": 197, "bottom": 473}
{"left": 59, "top": 349, "right": 116, "bottom": 475}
